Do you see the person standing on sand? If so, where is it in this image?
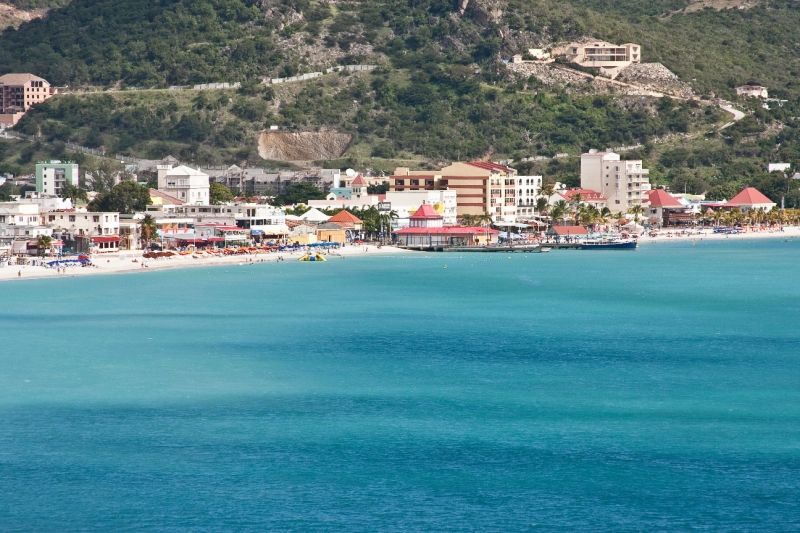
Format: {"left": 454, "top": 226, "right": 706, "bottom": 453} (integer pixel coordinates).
{"left": 18, "top": 270, "right": 21, "bottom": 278}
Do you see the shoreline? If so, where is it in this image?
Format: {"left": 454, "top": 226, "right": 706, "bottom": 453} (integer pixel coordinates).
{"left": 2, "top": 226, "right": 798, "bottom": 282}
{"left": 0, "top": 244, "right": 412, "bottom": 282}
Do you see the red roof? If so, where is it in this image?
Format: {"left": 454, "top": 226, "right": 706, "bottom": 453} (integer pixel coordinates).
{"left": 562, "top": 189, "right": 606, "bottom": 201}
{"left": 328, "top": 210, "right": 363, "bottom": 224}
{"left": 90, "top": 236, "right": 121, "bottom": 242}
{"left": 726, "top": 187, "right": 775, "bottom": 207}
{"left": 410, "top": 204, "right": 443, "bottom": 219}
{"left": 350, "top": 175, "right": 367, "bottom": 185}
{"left": 466, "top": 161, "right": 513, "bottom": 173}
{"left": 647, "top": 189, "right": 683, "bottom": 208}
{"left": 548, "top": 225, "right": 588, "bottom": 235}
{"left": 395, "top": 226, "right": 499, "bottom": 235}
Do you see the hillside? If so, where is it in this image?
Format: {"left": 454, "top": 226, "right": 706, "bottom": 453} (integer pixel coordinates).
{"left": 1, "top": 0, "right": 800, "bottom": 206}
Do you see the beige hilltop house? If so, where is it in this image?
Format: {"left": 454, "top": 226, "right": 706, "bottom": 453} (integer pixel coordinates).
{"left": 555, "top": 41, "right": 641, "bottom": 79}
{"left": 0, "top": 73, "right": 57, "bottom": 128}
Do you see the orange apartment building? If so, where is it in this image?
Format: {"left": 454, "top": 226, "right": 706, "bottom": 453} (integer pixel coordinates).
{"left": 390, "top": 162, "right": 519, "bottom": 222}
{"left": 0, "top": 73, "right": 57, "bottom": 128}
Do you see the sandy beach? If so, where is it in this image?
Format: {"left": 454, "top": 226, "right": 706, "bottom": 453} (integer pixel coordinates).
{"left": 0, "top": 244, "right": 413, "bottom": 282}
{"left": 2, "top": 226, "right": 798, "bottom": 282}
{"left": 637, "top": 225, "right": 800, "bottom": 244}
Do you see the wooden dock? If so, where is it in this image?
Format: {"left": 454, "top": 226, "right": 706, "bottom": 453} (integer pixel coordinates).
{"left": 397, "top": 243, "right": 582, "bottom": 252}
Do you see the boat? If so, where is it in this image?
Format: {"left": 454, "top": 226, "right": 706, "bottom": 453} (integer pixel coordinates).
{"left": 298, "top": 253, "right": 327, "bottom": 262}
{"left": 538, "top": 247, "right": 552, "bottom": 253}
{"left": 581, "top": 238, "right": 637, "bottom": 250}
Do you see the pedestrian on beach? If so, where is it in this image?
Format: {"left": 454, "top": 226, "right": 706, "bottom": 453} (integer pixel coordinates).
{"left": 18, "top": 270, "right": 21, "bottom": 278}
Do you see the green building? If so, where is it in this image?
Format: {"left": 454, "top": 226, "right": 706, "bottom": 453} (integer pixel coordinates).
{"left": 35, "top": 161, "right": 79, "bottom": 196}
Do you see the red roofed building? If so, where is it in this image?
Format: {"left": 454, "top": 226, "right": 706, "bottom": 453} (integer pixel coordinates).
{"left": 647, "top": 189, "right": 694, "bottom": 226}
{"left": 545, "top": 225, "right": 589, "bottom": 239}
{"left": 562, "top": 188, "right": 607, "bottom": 210}
{"left": 724, "top": 187, "right": 776, "bottom": 211}
{"left": 328, "top": 209, "right": 363, "bottom": 230}
{"left": 409, "top": 204, "right": 443, "bottom": 228}
{"left": 390, "top": 161, "right": 518, "bottom": 223}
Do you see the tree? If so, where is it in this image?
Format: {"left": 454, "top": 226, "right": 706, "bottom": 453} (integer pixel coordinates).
{"left": 85, "top": 159, "right": 130, "bottom": 193}
{"left": 273, "top": 183, "right": 326, "bottom": 206}
{"left": 60, "top": 182, "right": 89, "bottom": 204}
{"left": 628, "top": 204, "right": 645, "bottom": 225}
{"left": 535, "top": 197, "right": 549, "bottom": 214}
{"left": 139, "top": 214, "right": 158, "bottom": 250}
{"left": 89, "top": 181, "right": 151, "bottom": 214}
{"left": 210, "top": 182, "right": 234, "bottom": 205}
{"left": 36, "top": 234, "right": 52, "bottom": 257}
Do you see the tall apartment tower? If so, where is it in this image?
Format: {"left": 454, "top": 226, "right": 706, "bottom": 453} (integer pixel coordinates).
{"left": 580, "top": 151, "right": 651, "bottom": 214}
{"left": 36, "top": 161, "right": 79, "bottom": 197}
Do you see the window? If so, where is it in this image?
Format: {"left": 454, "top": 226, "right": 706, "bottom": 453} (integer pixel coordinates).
{"left": 93, "top": 216, "right": 100, "bottom": 222}
{"left": 69, "top": 215, "right": 75, "bottom": 222}
{"left": 615, "top": 200, "right": 620, "bottom": 204}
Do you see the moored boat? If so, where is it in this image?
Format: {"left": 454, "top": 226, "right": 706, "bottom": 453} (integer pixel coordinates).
{"left": 581, "top": 239, "right": 637, "bottom": 250}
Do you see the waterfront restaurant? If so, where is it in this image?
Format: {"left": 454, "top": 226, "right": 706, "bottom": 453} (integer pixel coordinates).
{"left": 394, "top": 204, "right": 499, "bottom": 246}
{"left": 546, "top": 225, "right": 589, "bottom": 241}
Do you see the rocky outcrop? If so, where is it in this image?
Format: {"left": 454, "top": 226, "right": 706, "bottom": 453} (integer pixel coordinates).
{"left": 0, "top": 3, "right": 47, "bottom": 30}
{"left": 257, "top": 131, "right": 352, "bottom": 161}
{"left": 617, "top": 63, "right": 695, "bottom": 99}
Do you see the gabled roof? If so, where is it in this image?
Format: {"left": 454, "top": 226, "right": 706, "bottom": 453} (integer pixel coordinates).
{"left": 726, "top": 187, "right": 775, "bottom": 207}
{"left": 466, "top": 161, "right": 513, "bottom": 172}
{"left": 350, "top": 175, "right": 367, "bottom": 185}
{"left": 299, "top": 207, "right": 329, "bottom": 222}
{"left": 149, "top": 188, "right": 184, "bottom": 205}
{"left": 328, "top": 210, "right": 363, "bottom": 224}
{"left": 165, "top": 165, "right": 209, "bottom": 178}
{"left": 410, "top": 204, "right": 443, "bottom": 219}
{"left": 562, "top": 189, "right": 606, "bottom": 201}
{"left": 0, "top": 73, "right": 46, "bottom": 85}
{"left": 547, "top": 225, "right": 589, "bottom": 235}
{"left": 647, "top": 189, "right": 682, "bottom": 208}
{"left": 317, "top": 222, "right": 345, "bottom": 230}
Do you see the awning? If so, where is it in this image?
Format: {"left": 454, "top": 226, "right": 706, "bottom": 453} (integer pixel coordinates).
{"left": 90, "top": 236, "right": 121, "bottom": 243}
{"left": 208, "top": 237, "right": 225, "bottom": 242}
{"left": 251, "top": 229, "right": 263, "bottom": 235}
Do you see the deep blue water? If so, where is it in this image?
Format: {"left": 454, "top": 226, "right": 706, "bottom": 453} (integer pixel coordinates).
{"left": 1, "top": 239, "right": 799, "bottom": 531}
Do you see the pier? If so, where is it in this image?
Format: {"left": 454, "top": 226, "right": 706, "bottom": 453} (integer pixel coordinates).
{"left": 397, "top": 243, "right": 583, "bottom": 252}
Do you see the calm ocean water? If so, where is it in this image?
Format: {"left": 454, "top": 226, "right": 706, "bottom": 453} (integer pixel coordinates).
{"left": 1, "top": 239, "right": 799, "bottom": 531}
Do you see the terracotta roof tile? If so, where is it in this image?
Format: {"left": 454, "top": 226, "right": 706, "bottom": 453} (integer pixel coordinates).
{"left": 726, "top": 187, "right": 775, "bottom": 207}
{"left": 647, "top": 189, "right": 682, "bottom": 208}
{"left": 328, "top": 210, "right": 363, "bottom": 223}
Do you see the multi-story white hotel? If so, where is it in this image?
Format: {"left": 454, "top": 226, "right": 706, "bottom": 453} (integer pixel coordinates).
{"left": 580, "top": 150, "right": 651, "bottom": 214}
{"left": 157, "top": 164, "right": 210, "bottom": 206}
{"left": 515, "top": 175, "right": 542, "bottom": 220}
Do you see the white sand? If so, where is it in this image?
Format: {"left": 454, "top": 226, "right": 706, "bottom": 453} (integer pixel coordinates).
{"left": 0, "top": 244, "right": 412, "bottom": 282}
{"left": 3, "top": 227, "right": 798, "bottom": 282}
{"left": 637, "top": 225, "right": 800, "bottom": 244}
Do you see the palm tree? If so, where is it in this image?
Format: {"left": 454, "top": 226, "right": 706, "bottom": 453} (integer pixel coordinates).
{"left": 553, "top": 200, "right": 570, "bottom": 225}
{"left": 535, "top": 197, "right": 549, "bottom": 215}
{"left": 460, "top": 214, "right": 477, "bottom": 226}
{"left": 36, "top": 234, "right": 53, "bottom": 257}
{"left": 627, "top": 205, "right": 645, "bottom": 225}
{"left": 479, "top": 212, "right": 494, "bottom": 226}
{"left": 139, "top": 214, "right": 158, "bottom": 250}
{"left": 540, "top": 183, "right": 555, "bottom": 198}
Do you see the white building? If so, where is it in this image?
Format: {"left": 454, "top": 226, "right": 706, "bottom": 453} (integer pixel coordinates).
{"left": 515, "top": 175, "right": 542, "bottom": 220}
{"left": 157, "top": 164, "right": 210, "bottom": 206}
{"left": 35, "top": 161, "right": 79, "bottom": 196}
{"left": 233, "top": 204, "right": 288, "bottom": 240}
{"left": 384, "top": 190, "right": 458, "bottom": 226}
{"left": 735, "top": 85, "right": 768, "bottom": 99}
{"left": 767, "top": 163, "right": 791, "bottom": 173}
{"left": 0, "top": 202, "right": 50, "bottom": 242}
{"left": 581, "top": 150, "right": 651, "bottom": 214}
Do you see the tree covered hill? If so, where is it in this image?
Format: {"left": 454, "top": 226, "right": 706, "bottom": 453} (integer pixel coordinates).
{"left": 2, "top": 0, "right": 800, "bottom": 206}
{"left": 1, "top": 0, "right": 800, "bottom": 99}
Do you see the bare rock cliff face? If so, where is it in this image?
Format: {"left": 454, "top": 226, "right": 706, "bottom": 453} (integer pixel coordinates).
{"left": 257, "top": 131, "right": 352, "bottom": 161}
{"left": 0, "top": 3, "right": 46, "bottom": 30}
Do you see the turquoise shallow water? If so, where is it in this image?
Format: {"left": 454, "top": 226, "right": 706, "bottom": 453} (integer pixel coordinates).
{"left": 1, "top": 239, "right": 799, "bottom": 531}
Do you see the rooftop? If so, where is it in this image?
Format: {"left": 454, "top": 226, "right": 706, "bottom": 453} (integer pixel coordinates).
{"left": 0, "top": 73, "right": 47, "bottom": 85}
{"left": 466, "top": 161, "right": 513, "bottom": 173}
{"left": 328, "top": 210, "right": 363, "bottom": 224}
{"left": 726, "top": 187, "right": 775, "bottom": 207}
{"left": 410, "top": 204, "right": 443, "bottom": 219}
{"left": 647, "top": 189, "right": 683, "bottom": 208}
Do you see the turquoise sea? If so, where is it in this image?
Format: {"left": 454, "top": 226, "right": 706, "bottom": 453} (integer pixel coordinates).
{"left": 1, "top": 239, "right": 799, "bottom": 531}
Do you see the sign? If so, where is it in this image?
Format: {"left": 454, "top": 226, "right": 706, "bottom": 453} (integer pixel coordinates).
{"left": 377, "top": 202, "right": 392, "bottom": 212}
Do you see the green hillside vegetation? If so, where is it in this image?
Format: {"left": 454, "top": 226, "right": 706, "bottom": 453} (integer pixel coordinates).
{"left": 2, "top": 0, "right": 800, "bottom": 204}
